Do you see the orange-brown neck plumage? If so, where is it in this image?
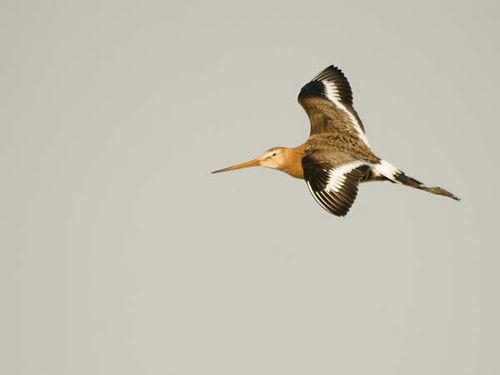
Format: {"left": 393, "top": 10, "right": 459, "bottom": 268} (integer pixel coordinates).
{"left": 278, "top": 146, "right": 306, "bottom": 179}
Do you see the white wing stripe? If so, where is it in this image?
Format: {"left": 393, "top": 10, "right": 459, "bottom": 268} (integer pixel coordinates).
{"left": 322, "top": 80, "right": 370, "bottom": 147}
{"left": 326, "top": 161, "right": 366, "bottom": 193}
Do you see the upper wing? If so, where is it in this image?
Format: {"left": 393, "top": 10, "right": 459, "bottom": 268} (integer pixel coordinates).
{"left": 302, "top": 151, "right": 370, "bottom": 217}
{"left": 298, "top": 65, "right": 369, "bottom": 146}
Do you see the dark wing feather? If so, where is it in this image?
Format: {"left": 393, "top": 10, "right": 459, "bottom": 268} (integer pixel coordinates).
{"left": 310, "top": 65, "right": 353, "bottom": 106}
{"left": 302, "top": 152, "right": 370, "bottom": 217}
{"left": 298, "top": 65, "right": 368, "bottom": 145}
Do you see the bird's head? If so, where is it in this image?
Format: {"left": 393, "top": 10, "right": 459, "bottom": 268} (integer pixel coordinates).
{"left": 212, "top": 147, "right": 288, "bottom": 174}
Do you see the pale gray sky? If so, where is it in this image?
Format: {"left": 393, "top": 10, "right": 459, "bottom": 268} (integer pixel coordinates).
{"left": 1, "top": 1, "right": 499, "bottom": 374}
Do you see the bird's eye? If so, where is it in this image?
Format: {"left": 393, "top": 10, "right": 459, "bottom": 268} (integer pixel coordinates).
{"left": 272, "top": 152, "right": 277, "bottom": 157}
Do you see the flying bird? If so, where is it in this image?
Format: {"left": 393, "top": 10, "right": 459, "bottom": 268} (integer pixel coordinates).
{"left": 212, "top": 65, "right": 459, "bottom": 217}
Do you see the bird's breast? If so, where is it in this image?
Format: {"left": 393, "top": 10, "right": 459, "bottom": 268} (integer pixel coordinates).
{"left": 281, "top": 163, "right": 304, "bottom": 179}
{"left": 280, "top": 147, "right": 306, "bottom": 179}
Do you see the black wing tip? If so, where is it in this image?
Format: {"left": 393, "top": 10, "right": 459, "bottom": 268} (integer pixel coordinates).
{"left": 317, "top": 192, "right": 356, "bottom": 217}
{"left": 319, "top": 64, "right": 344, "bottom": 75}
{"left": 299, "top": 64, "right": 354, "bottom": 106}
{"left": 329, "top": 206, "right": 351, "bottom": 217}
{"left": 298, "top": 80, "right": 325, "bottom": 99}
{"left": 314, "top": 64, "right": 348, "bottom": 81}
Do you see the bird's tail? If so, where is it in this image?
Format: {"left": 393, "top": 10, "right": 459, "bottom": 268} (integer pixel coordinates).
{"left": 373, "top": 160, "right": 460, "bottom": 201}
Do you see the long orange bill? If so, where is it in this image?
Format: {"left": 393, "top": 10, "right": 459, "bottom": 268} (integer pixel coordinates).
{"left": 211, "top": 158, "right": 261, "bottom": 174}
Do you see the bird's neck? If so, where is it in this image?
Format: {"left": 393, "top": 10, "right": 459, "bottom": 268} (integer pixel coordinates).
{"left": 279, "top": 146, "right": 306, "bottom": 179}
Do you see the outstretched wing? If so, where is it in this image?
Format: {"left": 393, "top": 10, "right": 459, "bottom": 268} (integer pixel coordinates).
{"left": 302, "top": 151, "right": 370, "bottom": 217}
{"left": 298, "top": 65, "right": 369, "bottom": 146}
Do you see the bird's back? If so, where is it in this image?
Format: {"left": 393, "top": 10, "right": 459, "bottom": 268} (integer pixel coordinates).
{"left": 304, "top": 132, "right": 380, "bottom": 165}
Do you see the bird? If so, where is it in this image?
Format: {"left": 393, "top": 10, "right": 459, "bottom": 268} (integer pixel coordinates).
{"left": 212, "top": 65, "right": 460, "bottom": 217}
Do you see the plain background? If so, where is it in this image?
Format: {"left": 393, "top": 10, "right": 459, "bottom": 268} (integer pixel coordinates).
{"left": 1, "top": 0, "right": 499, "bottom": 374}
